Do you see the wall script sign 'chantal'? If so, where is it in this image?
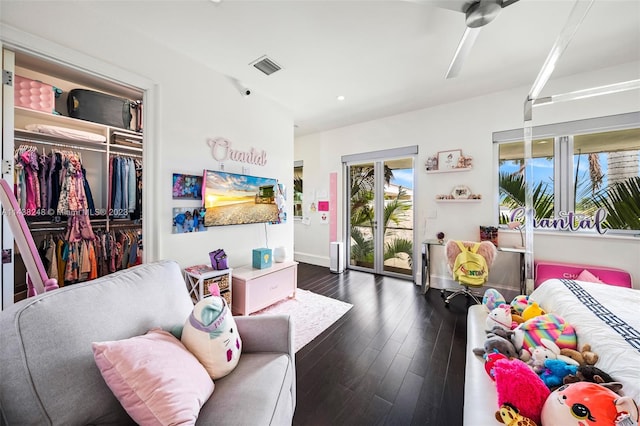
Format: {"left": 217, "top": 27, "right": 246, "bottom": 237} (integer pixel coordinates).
{"left": 207, "top": 137, "right": 267, "bottom": 166}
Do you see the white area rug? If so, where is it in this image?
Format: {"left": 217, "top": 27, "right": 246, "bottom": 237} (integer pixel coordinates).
{"left": 250, "top": 289, "right": 353, "bottom": 352}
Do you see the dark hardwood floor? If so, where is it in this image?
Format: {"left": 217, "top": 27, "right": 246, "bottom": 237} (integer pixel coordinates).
{"left": 292, "top": 262, "right": 503, "bottom": 426}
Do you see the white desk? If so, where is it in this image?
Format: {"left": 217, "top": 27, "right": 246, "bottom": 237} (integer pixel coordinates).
{"left": 421, "top": 240, "right": 525, "bottom": 295}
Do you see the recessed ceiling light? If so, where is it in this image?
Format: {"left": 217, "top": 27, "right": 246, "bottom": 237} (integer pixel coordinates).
{"left": 337, "top": 95, "right": 345, "bottom": 101}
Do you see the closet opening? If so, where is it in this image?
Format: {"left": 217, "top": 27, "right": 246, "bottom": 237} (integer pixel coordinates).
{"left": 2, "top": 47, "right": 146, "bottom": 307}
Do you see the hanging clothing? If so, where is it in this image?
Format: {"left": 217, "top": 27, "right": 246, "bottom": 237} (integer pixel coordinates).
{"left": 81, "top": 167, "right": 96, "bottom": 214}
{"left": 128, "top": 158, "right": 136, "bottom": 213}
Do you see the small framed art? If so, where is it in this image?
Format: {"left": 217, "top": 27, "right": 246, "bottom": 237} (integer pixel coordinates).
{"left": 172, "top": 173, "right": 203, "bottom": 200}
{"left": 437, "top": 149, "right": 462, "bottom": 170}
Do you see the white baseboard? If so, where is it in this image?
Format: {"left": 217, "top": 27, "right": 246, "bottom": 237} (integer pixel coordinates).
{"left": 429, "top": 274, "right": 519, "bottom": 294}
{"left": 293, "top": 252, "right": 330, "bottom": 268}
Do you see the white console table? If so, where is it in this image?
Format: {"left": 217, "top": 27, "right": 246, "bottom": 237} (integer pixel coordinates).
{"left": 231, "top": 260, "right": 298, "bottom": 316}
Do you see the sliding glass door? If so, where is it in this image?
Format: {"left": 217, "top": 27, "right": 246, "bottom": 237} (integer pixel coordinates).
{"left": 347, "top": 157, "right": 414, "bottom": 278}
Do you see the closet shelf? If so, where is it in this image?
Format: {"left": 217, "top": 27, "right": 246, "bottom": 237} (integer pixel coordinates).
{"left": 15, "top": 129, "right": 107, "bottom": 152}
{"left": 15, "top": 106, "right": 143, "bottom": 136}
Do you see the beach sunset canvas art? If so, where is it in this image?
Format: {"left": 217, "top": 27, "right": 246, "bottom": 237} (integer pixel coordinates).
{"left": 203, "top": 170, "right": 279, "bottom": 226}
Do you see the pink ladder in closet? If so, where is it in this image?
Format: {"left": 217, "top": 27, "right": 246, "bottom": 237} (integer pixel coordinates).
{"left": 0, "top": 179, "right": 58, "bottom": 297}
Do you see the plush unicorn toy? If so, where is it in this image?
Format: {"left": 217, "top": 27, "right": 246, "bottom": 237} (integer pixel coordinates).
{"left": 181, "top": 296, "right": 242, "bottom": 379}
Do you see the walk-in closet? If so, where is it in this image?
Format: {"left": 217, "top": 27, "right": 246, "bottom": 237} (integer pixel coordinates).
{"left": 2, "top": 47, "right": 146, "bottom": 306}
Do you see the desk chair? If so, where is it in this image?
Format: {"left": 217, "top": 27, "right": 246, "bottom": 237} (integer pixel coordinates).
{"left": 442, "top": 240, "right": 496, "bottom": 307}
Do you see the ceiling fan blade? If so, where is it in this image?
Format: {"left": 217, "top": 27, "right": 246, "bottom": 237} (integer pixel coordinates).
{"left": 445, "top": 26, "right": 481, "bottom": 79}
{"left": 403, "top": 0, "right": 474, "bottom": 13}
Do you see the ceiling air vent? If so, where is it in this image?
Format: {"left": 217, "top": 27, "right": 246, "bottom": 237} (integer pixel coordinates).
{"left": 250, "top": 55, "right": 282, "bottom": 76}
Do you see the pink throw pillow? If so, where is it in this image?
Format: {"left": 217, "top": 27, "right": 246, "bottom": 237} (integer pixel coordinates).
{"left": 92, "top": 329, "right": 214, "bottom": 426}
{"left": 576, "top": 269, "right": 604, "bottom": 284}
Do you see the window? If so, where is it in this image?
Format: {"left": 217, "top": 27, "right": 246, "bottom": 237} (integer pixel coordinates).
{"left": 293, "top": 161, "right": 303, "bottom": 218}
{"left": 496, "top": 113, "right": 640, "bottom": 232}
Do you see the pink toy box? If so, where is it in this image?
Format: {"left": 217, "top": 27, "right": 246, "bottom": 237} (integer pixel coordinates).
{"left": 14, "top": 75, "right": 60, "bottom": 114}
{"left": 534, "top": 260, "right": 632, "bottom": 289}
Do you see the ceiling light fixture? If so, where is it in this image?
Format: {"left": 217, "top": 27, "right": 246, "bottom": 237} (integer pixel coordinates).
{"left": 337, "top": 95, "right": 345, "bottom": 101}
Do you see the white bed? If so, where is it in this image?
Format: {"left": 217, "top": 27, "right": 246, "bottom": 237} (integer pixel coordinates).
{"left": 529, "top": 279, "right": 640, "bottom": 403}
{"left": 464, "top": 278, "right": 640, "bottom": 425}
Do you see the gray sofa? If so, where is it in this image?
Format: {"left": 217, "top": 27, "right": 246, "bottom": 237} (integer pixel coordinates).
{"left": 0, "top": 260, "right": 296, "bottom": 425}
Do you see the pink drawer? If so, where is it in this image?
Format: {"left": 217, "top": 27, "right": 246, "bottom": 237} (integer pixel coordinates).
{"left": 246, "top": 267, "right": 295, "bottom": 311}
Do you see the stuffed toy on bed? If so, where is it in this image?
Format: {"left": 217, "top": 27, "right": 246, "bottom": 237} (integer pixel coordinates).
{"left": 482, "top": 288, "right": 506, "bottom": 311}
{"left": 493, "top": 358, "right": 550, "bottom": 425}
{"left": 541, "top": 382, "right": 639, "bottom": 426}
{"left": 181, "top": 296, "right": 242, "bottom": 379}
{"left": 486, "top": 304, "right": 516, "bottom": 331}
{"left": 513, "top": 313, "right": 577, "bottom": 355}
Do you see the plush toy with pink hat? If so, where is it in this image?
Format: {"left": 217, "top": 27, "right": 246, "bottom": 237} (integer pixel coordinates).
{"left": 181, "top": 296, "right": 242, "bottom": 379}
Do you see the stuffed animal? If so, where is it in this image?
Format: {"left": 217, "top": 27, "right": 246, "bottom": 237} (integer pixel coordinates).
{"left": 510, "top": 295, "right": 531, "bottom": 316}
{"left": 495, "top": 403, "right": 537, "bottom": 426}
{"left": 539, "top": 359, "right": 578, "bottom": 388}
{"left": 563, "top": 366, "right": 623, "bottom": 394}
{"left": 521, "top": 302, "right": 545, "bottom": 322}
{"left": 526, "top": 338, "right": 579, "bottom": 374}
{"left": 559, "top": 344, "right": 599, "bottom": 367}
{"left": 493, "top": 358, "right": 550, "bottom": 425}
{"left": 541, "top": 382, "right": 639, "bottom": 425}
{"left": 488, "top": 325, "right": 515, "bottom": 341}
{"left": 485, "top": 351, "right": 508, "bottom": 380}
{"left": 473, "top": 332, "right": 519, "bottom": 360}
{"left": 512, "top": 313, "right": 577, "bottom": 353}
{"left": 486, "top": 304, "right": 514, "bottom": 331}
{"left": 483, "top": 288, "right": 506, "bottom": 311}
{"left": 181, "top": 296, "right": 242, "bottom": 379}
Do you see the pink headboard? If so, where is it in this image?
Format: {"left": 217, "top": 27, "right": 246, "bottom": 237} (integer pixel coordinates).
{"left": 534, "top": 260, "right": 632, "bottom": 289}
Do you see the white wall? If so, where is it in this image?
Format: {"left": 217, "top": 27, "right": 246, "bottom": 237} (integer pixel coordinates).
{"left": 295, "top": 62, "right": 640, "bottom": 289}
{"left": 1, "top": 3, "right": 294, "bottom": 270}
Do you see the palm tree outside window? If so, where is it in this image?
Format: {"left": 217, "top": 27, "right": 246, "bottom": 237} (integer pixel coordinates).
{"left": 497, "top": 123, "right": 640, "bottom": 232}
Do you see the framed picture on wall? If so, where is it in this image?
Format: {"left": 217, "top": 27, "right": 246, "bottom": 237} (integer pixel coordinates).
{"left": 437, "top": 149, "right": 462, "bottom": 170}
{"left": 172, "top": 173, "right": 203, "bottom": 200}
